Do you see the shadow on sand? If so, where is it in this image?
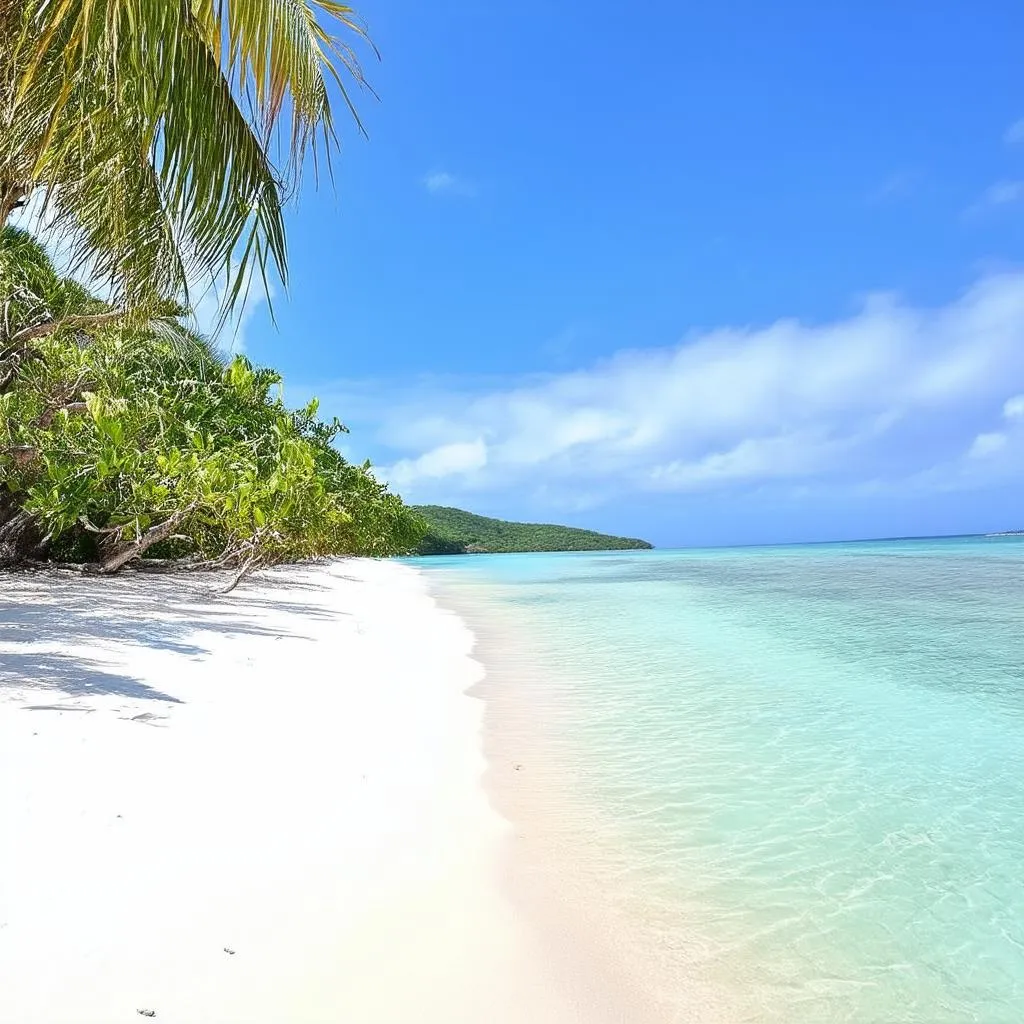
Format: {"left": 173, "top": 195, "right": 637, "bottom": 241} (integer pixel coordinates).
{"left": 0, "top": 563, "right": 344, "bottom": 705}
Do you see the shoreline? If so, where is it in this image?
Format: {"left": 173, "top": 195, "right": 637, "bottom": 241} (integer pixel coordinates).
{"left": 423, "top": 568, "right": 732, "bottom": 1024}
{"left": 0, "top": 559, "right": 598, "bottom": 1023}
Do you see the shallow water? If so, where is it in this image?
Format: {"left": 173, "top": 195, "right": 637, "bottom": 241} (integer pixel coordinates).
{"left": 417, "top": 537, "right": 1024, "bottom": 1022}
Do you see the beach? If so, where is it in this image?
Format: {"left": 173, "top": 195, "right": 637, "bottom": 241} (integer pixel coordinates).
{"left": 7, "top": 542, "right": 1020, "bottom": 1024}
{"left": 0, "top": 559, "right": 610, "bottom": 1024}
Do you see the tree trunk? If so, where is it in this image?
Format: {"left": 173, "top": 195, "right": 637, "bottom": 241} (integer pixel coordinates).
{"left": 0, "top": 508, "right": 43, "bottom": 566}
{"left": 97, "top": 513, "right": 187, "bottom": 574}
{"left": 0, "top": 183, "right": 28, "bottom": 227}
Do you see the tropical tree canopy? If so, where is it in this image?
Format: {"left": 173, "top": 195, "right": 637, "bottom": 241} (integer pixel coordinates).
{"left": 1, "top": 0, "right": 372, "bottom": 313}
{"left": 0, "top": 227, "right": 425, "bottom": 575}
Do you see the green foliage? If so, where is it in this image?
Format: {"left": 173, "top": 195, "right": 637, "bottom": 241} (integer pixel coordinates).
{"left": 0, "top": 229, "right": 424, "bottom": 572}
{"left": 411, "top": 506, "right": 652, "bottom": 556}
{"left": 1, "top": 0, "right": 373, "bottom": 312}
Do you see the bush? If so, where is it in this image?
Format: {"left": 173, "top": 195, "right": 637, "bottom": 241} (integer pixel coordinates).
{"left": 0, "top": 229, "right": 425, "bottom": 573}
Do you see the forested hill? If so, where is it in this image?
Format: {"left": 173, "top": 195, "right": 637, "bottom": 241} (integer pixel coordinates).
{"left": 412, "top": 506, "right": 653, "bottom": 555}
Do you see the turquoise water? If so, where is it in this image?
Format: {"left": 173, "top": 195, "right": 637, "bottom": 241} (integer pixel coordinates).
{"left": 417, "top": 537, "right": 1024, "bottom": 1022}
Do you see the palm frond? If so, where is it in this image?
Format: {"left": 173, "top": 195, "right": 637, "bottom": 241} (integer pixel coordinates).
{"left": 3, "top": 0, "right": 373, "bottom": 317}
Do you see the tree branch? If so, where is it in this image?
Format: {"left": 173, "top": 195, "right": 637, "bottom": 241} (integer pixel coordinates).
{"left": 0, "top": 184, "right": 28, "bottom": 227}
{"left": 37, "top": 401, "right": 88, "bottom": 428}
{"left": 221, "top": 553, "right": 264, "bottom": 594}
{"left": 97, "top": 505, "right": 198, "bottom": 574}
{"left": 13, "top": 310, "right": 127, "bottom": 344}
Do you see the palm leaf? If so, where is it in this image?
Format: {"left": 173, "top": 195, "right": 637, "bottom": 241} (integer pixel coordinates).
{"left": 2, "top": 0, "right": 373, "bottom": 316}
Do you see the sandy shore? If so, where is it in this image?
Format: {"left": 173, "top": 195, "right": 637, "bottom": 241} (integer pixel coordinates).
{"left": 0, "top": 559, "right": 606, "bottom": 1024}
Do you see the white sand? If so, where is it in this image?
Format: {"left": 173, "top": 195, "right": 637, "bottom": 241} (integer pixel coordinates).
{"left": 0, "top": 559, "right": 606, "bottom": 1024}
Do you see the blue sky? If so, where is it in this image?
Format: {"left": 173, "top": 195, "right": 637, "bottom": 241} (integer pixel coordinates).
{"left": 239, "top": 0, "right": 1024, "bottom": 547}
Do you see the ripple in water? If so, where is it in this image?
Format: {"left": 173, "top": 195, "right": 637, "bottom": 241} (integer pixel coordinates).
{"left": 421, "top": 537, "right": 1024, "bottom": 1023}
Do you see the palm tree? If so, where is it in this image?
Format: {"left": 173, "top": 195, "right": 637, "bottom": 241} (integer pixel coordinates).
{"left": 1, "top": 1, "right": 372, "bottom": 314}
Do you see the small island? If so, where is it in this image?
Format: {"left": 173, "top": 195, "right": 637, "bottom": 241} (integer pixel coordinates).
{"left": 412, "top": 505, "right": 653, "bottom": 555}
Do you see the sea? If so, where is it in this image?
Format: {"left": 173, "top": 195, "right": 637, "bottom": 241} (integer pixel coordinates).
{"left": 415, "top": 536, "right": 1024, "bottom": 1023}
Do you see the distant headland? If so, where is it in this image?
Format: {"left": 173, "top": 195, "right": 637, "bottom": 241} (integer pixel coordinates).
{"left": 412, "top": 506, "right": 653, "bottom": 555}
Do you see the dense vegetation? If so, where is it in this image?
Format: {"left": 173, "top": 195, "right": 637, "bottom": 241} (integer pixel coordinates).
{"left": 0, "top": 4, "right": 432, "bottom": 581}
{"left": 2, "top": 5, "right": 651, "bottom": 579}
{"left": 0, "top": 229, "right": 424, "bottom": 577}
{"left": 412, "top": 506, "right": 652, "bottom": 555}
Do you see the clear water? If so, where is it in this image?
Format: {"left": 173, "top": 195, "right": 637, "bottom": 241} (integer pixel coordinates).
{"left": 415, "top": 537, "right": 1024, "bottom": 1022}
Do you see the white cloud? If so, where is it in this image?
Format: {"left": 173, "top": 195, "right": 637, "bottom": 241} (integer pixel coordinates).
{"left": 968, "top": 432, "right": 1008, "bottom": 458}
{"left": 1005, "top": 119, "right": 1024, "bottom": 145}
{"left": 962, "top": 391, "right": 1024, "bottom": 463}
{"left": 190, "top": 266, "right": 274, "bottom": 355}
{"left": 323, "top": 272, "right": 1024, "bottom": 503}
{"left": 422, "top": 171, "right": 477, "bottom": 197}
{"left": 1003, "top": 394, "right": 1024, "bottom": 419}
{"left": 935, "top": 388, "right": 1024, "bottom": 481}
{"left": 385, "top": 439, "right": 488, "bottom": 488}
{"left": 650, "top": 432, "right": 837, "bottom": 489}
{"left": 985, "top": 181, "right": 1024, "bottom": 205}
{"left": 965, "top": 181, "right": 1024, "bottom": 218}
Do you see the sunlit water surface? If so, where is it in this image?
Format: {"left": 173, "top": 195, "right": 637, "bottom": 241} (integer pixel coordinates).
{"left": 415, "top": 537, "right": 1024, "bottom": 1022}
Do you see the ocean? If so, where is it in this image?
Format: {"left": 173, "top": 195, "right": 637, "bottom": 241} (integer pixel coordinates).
{"left": 417, "top": 536, "right": 1024, "bottom": 1022}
